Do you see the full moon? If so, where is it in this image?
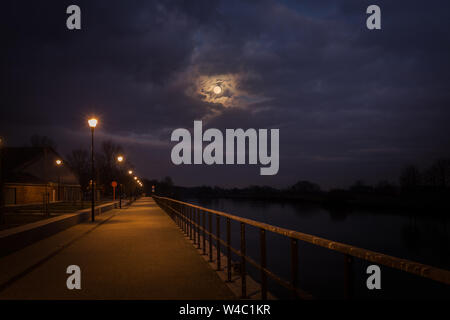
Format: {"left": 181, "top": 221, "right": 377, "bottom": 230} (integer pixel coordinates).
{"left": 213, "top": 85, "right": 222, "bottom": 94}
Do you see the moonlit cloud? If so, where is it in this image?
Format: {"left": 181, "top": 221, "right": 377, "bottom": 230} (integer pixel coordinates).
{"left": 2, "top": 0, "right": 450, "bottom": 188}
{"left": 189, "top": 73, "right": 269, "bottom": 112}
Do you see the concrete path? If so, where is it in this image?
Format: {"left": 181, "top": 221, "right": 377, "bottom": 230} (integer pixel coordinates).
{"left": 0, "top": 198, "right": 235, "bottom": 299}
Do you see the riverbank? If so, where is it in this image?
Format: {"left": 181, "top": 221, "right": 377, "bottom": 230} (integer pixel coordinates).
{"left": 172, "top": 186, "right": 450, "bottom": 216}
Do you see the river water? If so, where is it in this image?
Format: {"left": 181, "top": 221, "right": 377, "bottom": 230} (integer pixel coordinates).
{"left": 184, "top": 197, "right": 450, "bottom": 299}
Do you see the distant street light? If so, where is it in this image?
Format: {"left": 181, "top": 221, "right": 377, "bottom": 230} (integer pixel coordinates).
{"left": 0, "top": 137, "right": 4, "bottom": 224}
{"left": 127, "top": 170, "right": 133, "bottom": 202}
{"left": 88, "top": 118, "right": 98, "bottom": 222}
{"left": 134, "top": 176, "right": 137, "bottom": 180}
{"left": 88, "top": 118, "right": 98, "bottom": 128}
{"left": 116, "top": 155, "right": 125, "bottom": 209}
{"left": 55, "top": 159, "right": 62, "bottom": 201}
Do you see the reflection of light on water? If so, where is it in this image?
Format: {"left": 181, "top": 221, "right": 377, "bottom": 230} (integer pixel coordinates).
{"left": 185, "top": 197, "right": 450, "bottom": 299}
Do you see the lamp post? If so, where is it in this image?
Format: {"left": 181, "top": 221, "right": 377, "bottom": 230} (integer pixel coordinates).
{"left": 117, "top": 155, "right": 123, "bottom": 209}
{"left": 128, "top": 170, "right": 133, "bottom": 203}
{"left": 133, "top": 176, "right": 138, "bottom": 200}
{"left": 55, "top": 159, "right": 62, "bottom": 201}
{"left": 0, "top": 137, "right": 4, "bottom": 224}
{"left": 88, "top": 118, "right": 98, "bottom": 222}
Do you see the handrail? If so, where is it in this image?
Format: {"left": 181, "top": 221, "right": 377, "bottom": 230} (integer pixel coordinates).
{"left": 153, "top": 195, "right": 450, "bottom": 299}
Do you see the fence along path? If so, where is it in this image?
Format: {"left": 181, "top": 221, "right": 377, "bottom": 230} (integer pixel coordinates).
{"left": 153, "top": 196, "right": 450, "bottom": 299}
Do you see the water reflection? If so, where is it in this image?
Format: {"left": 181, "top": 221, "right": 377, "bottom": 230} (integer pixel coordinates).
{"left": 185, "top": 197, "right": 450, "bottom": 298}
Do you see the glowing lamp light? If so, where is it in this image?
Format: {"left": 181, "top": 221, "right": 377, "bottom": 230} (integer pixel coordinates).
{"left": 117, "top": 156, "right": 124, "bottom": 162}
{"left": 88, "top": 118, "right": 98, "bottom": 128}
{"left": 128, "top": 170, "right": 133, "bottom": 174}
{"left": 56, "top": 159, "right": 62, "bottom": 166}
{"left": 134, "top": 177, "right": 137, "bottom": 180}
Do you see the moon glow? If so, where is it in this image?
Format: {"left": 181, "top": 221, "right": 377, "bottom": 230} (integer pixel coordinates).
{"left": 213, "top": 85, "right": 222, "bottom": 94}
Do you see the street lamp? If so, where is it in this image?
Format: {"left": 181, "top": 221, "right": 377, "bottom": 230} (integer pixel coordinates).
{"left": 0, "top": 137, "right": 4, "bottom": 224}
{"left": 116, "top": 155, "right": 124, "bottom": 208}
{"left": 55, "top": 159, "right": 62, "bottom": 201}
{"left": 126, "top": 170, "right": 133, "bottom": 203}
{"left": 88, "top": 118, "right": 97, "bottom": 222}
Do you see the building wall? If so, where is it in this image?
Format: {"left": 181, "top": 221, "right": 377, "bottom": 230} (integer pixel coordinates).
{"left": 59, "top": 186, "right": 82, "bottom": 202}
{"left": 23, "top": 150, "right": 80, "bottom": 186}
{"left": 4, "top": 184, "right": 50, "bottom": 205}
{"left": 3, "top": 184, "right": 80, "bottom": 205}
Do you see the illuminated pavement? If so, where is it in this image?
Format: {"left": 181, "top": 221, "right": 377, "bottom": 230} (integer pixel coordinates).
{"left": 0, "top": 198, "right": 235, "bottom": 299}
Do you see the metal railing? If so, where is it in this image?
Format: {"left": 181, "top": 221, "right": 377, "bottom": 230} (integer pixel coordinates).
{"left": 153, "top": 196, "right": 450, "bottom": 299}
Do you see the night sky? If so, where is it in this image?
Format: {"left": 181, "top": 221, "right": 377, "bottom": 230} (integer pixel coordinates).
{"left": 2, "top": 0, "right": 450, "bottom": 189}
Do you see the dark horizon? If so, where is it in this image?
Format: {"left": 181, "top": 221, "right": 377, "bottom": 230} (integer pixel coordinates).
{"left": 2, "top": 1, "right": 450, "bottom": 189}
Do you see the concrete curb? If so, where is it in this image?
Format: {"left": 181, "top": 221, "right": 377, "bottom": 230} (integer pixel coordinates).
{"left": 0, "top": 202, "right": 119, "bottom": 258}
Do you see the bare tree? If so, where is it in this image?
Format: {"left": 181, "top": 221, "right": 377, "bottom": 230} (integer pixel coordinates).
{"left": 68, "top": 140, "right": 136, "bottom": 198}
{"left": 290, "top": 180, "right": 321, "bottom": 193}
{"left": 399, "top": 165, "right": 421, "bottom": 191}
{"left": 66, "top": 149, "right": 90, "bottom": 191}
{"left": 96, "top": 140, "right": 125, "bottom": 193}
{"left": 425, "top": 158, "right": 450, "bottom": 189}
{"left": 30, "top": 134, "right": 57, "bottom": 150}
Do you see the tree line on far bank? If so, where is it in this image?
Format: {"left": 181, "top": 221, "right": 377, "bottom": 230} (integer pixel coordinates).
{"left": 27, "top": 134, "right": 450, "bottom": 209}
{"left": 168, "top": 158, "right": 450, "bottom": 212}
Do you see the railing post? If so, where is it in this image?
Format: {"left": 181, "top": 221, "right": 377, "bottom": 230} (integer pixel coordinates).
{"left": 183, "top": 204, "right": 186, "bottom": 235}
{"left": 290, "top": 238, "right": 299, "bottom": 299}
{"left": 344, "top": 254, "right": 354, "bottom": 299}
{"left": 186, "top": 205, "right": 189, "bottom": 237}
{"left": 260, "top": 228, "right": 267, "bottom": 300}
{"left": 240, "top": 222, "right": 247, "bottom": 298}
{"left": 181, "top": 204, "right": 184, "bottom": 233}
{"left": 183, "top": 204, "right": 186, "bottom": 234}
{"left": 226, "top": 218, "right": 232, "bottom": 282}
{"left": 173, "top": 202, "right": 178, "bottom": 226}
{"left": 209, "top": 212, "right": 213, "bottom": 262}
{"left": 193, "top": 207, "right": 197, "bottom": 245}
{"left": 189, "top": 206, "right": 193, "bottom": 240}
{"left": 174, "top": 204, "right": 178, "bottom": 226}
{"left": 197, "top": 208, "right": 201, "bottom": 249}
{"left": 179, "top": 204, "right": 183, "bottom": 232}
{"left": 178, "top": 204, "right": 181, "bottom": 230}
{"left": 216, "top": 215, "right": 221, "bottom": 271}
{"left": 202, "top": 210, "right": 206, "bottom": 255}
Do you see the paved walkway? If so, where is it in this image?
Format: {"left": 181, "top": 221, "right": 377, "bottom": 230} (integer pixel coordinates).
{"left": 0, "top": 198, "right": 235, "bottom": 299}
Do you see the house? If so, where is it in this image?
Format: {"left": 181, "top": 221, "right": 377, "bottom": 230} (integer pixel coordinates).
{"left": 1, "top": 147, "right": 81, "bottom": 205}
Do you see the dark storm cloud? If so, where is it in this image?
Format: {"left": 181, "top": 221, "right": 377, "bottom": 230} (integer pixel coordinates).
{"left": 2, "top": 0, "right": 450, "bottom": 187}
